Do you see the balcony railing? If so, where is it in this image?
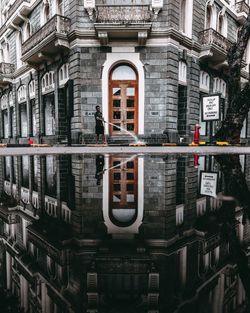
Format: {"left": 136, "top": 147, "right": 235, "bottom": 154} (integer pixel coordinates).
{"left": 95, "top": 5, "right": 152, "bottom": 23}
{"left": 199, "top": 28, "right": 231, "bottom": 52}
{"left": 236, "top": 1, "right": 250, "bottom": 14}
{"left": 22, "top": 15, "right": 70, "bottom": 56}
{"left": 0, "top": 62, "right": 15, "bottom": 75}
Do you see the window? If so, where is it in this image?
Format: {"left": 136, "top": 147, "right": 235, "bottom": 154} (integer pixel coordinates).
{"left": 57, "top": 0, "right": 64, "bottom": 15}
{"left": 180, "top": 0, "right": 186, "bottom": 33}
{"left": 217, "top": 11, "right": 227, "bottom": 37}
{"left": 178, "top": 61, "right": 187, "bottom": 85}
{"left": 205, "top": 2, "right": 216, "bottom": 30}
{"left": 16, "top": 31, "right": 23, "bottom": 68}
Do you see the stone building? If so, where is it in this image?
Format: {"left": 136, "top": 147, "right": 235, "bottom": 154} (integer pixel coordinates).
{"left": 0, "top": 0, "right": 249, "bottom": 144}
{"left": 0, "top": 153, "right": 249, "bottom": 312}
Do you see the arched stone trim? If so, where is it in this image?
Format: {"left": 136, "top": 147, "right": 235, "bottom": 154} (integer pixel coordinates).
{"left": 42, "top": 71, "right": 55, "bottom": 94}
{"left": 199, "top": 71, "right": 210, "bottom": 93}
{"left": 1, "top": 94, "right": 8, "bottom": 110}
{"left": 205, "top": 0, "right": 217, "bottom": 30}
{"left": 41, "top": 0, "right": 52, "bottom": 25}
{"left": 29, "top": 80, "right": 36, "bottom": 99}
{"left": 217, "top": 10, "right": 228, "bottom": 37}
{"left": 102, "top": 52, "right": 145, "bottom": 135}
{"left": 178, "top": 61, "right": 187, "bottom": 85}
{"left": 17, "top": 85, "right": 27, "bottom": 103}
{"left": 59, "top": 63, "right": 69, "bottom": 87}
{"left": 102, "top": 156, "right": 144, "bottom": 237}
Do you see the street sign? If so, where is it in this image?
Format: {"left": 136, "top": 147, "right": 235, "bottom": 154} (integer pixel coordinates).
{"left": 201, "top": 94, "right": 221, "bottom": 122}
{"left": 200, "top": 171, "right": 218, "bottom": 198}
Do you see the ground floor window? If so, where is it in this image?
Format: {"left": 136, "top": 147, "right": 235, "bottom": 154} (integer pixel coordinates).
{"left": 177, "top": 85, "right": 187, "bottom": 136}
{"left": 43, "top": 94, "right": 55, "bottom": 136}
{"left": 30, "top": 99, "right": 37, "bottom": 137}
{"left": 2, "top": 109, "right": 8, "bottom": 138}
{"left": 20, "top": 103, "right": 28, "bottom": 138}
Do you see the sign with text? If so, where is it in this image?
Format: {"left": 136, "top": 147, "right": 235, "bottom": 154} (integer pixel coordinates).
{"left": 201, "top": 94, "right": 220, "bottom": 121}
{"left": 200, "top": 172, "right": 218, "bottom": 198}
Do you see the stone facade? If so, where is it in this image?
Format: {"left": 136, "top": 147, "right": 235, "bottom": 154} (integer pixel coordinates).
{"left": 0, "top": 0, "right": 249, "bottom": 144}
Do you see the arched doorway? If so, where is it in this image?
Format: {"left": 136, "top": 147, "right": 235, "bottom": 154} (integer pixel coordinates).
{"left": 109, "top": 64, "right": 138, "bottom": 136}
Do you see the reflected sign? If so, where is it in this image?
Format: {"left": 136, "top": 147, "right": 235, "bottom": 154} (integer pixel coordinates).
{"left": 200, "top": 171, "right": 218, "bottom": 198}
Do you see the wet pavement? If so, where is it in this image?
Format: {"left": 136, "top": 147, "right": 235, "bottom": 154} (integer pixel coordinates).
{"left": 0, "top": 145, "right": 250, "bottom": 155}
{"left": 0, "top": 152, "right": 249, "bottom": 312}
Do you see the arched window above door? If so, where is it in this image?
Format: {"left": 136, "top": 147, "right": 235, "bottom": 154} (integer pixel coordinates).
{"left": 111, "top": 65, "right": 136, "bottom": 80}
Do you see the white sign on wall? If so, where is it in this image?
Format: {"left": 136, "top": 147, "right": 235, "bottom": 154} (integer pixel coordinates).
{"left": 152, "top": 0, "right": 163, "bottom": 8}
{"left": 201, "top": 94, "right": 220, "bottom": 121}
{"left": 84, "top": 0, "right": 95, "bottom": 8}
{"left": 200, "top": 172, "right": 218, "bottom": 198}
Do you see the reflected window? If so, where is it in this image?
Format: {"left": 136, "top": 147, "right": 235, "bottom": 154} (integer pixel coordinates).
{"left": 45, "top": 155, "right": 57, "bottom": 197}
{"left": 21, "top": 156, "right": 29, "bottom": 188}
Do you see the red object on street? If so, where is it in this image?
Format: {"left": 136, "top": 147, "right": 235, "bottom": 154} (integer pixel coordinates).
{"left": 194, "top": 124, "right": 201, "bottom": 144}
{"left": 28, "top": 139, "right": 34, "bottom": 145}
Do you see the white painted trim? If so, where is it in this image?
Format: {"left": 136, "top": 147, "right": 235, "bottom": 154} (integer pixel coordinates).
{"left": 102, "top": 51, "right": 145, "bottom": 135}
{"left": 102, "top": 156, "right": 144, "bottom": 236}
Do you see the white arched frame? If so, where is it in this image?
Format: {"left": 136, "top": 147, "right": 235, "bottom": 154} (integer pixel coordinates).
{"left": 102, "top": 52, "right": 145, "bottom": 135}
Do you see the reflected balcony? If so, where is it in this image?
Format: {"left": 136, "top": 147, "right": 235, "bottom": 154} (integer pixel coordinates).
{"left": 93, "top": 5, "right": 152, "bottom": 46}
{"left": 199, "top": 28, "right": 232, "bottom": 67}
{"left": 0, "top": 62, "right": 15, "bottom": 86}
{"left": 21, "top": 15, "right": 70, "bottom": 66}
{"left": 236, "top": 1, "right": 250, "bottom": 24}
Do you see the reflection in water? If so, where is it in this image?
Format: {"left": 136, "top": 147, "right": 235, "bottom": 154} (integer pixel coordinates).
{"left": 0, "top": 154, "right": 249, "bottom": 312}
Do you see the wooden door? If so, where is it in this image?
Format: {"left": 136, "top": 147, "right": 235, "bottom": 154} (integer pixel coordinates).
{"left": 109, "top": 80, "right": 138, "bottom": 136}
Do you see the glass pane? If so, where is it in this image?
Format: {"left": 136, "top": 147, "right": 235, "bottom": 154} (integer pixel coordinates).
{"left": 126, "top": 194, "right": 135, "bottom": 202}
{"left": 114, "top": 173, "right": 121, "bottom": 180}
{"left": 113, "top": 124, "right": 121, "bottom": 131}
{"left": 127, "top": 99, "right": 134, "bottom": 107}
{"left": 113, "top": 100, "right": 121, "bottom": 107}
{"left": 127, "top": 112, "right": 134, "bottom": 119}
{"left": 113, "top": 195, "right": 121, "bottom": 202}
{"left": 127, "top": 123, "right": 134, "bottom": 131}
{"left": 127, "top": 173, "right": 134, "bottom": 180}
{"left": 127, "top": 88, "right": 135, "bottom": 96}
{"left": 113, "top": 88, "right": 121, "bottom": 96}
{"left": 113, "top": 111, "right": 121, "bottom": 119}
{"left": 127, "top": 162, "right": 134, "bottom": 169}
{"left": 114, "top": 184, "right": 121, "bottom": 191}
{"left": 126, "top": 184, "right": 134, "bottom": 192}
{"left": 113, "top": 161, "right": 120, "bottom": 168}
{"left": 112, "top": 65, "right": 136, "bottom": 80}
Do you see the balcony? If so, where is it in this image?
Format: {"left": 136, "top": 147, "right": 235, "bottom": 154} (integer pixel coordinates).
{"left": 93, "top": 5, "right": 152, "bottom": 46}
{"left": 21, "top": 15, "right": 70, "bottom": 66}
{"left": 0, "top": 62, "right": 15, "bottom": 86}
{"left": 236, "top": 1, "right": 250, "bottom": 24}
{"left": 199, "top": 29, "right": 232, "bottom": 67}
